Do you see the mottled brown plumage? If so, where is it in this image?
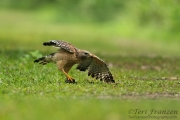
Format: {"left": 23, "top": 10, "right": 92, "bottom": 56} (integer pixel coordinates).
{"left": 34, "top": 40, "right": 115, "bottom": 83}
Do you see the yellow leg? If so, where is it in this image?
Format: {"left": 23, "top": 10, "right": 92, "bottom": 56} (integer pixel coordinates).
{"left": 62, "top": 69, "right": 74, "bottom": 82}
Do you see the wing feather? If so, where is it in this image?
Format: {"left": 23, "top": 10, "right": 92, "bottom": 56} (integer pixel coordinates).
{"left": 43, "top": 40, "right": 76, "bottom": 53}
{"left": 77, "top": 55, "right": 115, "bottom": 83}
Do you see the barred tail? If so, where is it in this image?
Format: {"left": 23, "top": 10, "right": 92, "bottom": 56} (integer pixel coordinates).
{"left": 34, "top": 53, "right": 55, "bottom": 65}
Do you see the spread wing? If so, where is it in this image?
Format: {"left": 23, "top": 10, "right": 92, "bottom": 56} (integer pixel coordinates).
{"left": 43, "top": 40, "right": 77, "bottom": 53}
{"left": 77, "top": 55, "right": 115, "bottom": 83}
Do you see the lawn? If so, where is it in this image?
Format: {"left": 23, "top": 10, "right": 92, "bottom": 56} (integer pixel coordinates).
{"left": 0, "top": 9, "right": 180, "bottom": 120}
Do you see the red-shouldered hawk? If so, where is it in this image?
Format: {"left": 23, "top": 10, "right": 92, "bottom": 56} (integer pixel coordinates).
{"left": 34, "top": 40, "right": 115, "bottom": 83}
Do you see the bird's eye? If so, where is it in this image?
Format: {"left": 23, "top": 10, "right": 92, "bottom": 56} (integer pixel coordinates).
{"left": 84, "top": 52, "right": 89, "bottom": 55}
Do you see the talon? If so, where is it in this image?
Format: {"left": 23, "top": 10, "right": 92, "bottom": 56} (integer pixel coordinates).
{"left": 65, "top": 78, "right": 76, "bottom": 84}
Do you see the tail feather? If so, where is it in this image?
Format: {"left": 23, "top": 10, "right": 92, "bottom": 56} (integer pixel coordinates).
{"left": 34, "top": 53, "right": 55, "bottom": 65}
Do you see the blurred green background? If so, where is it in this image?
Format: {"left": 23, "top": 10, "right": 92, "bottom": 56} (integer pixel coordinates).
{"left": 0, "top": 0, "right": 180, "bottom": 57}
{"left": 1, "top": 1, "right": 180, "bottom": 120}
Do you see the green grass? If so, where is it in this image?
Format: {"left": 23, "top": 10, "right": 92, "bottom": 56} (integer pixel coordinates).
{"left": 1, "top": 50, "right": 180, "bottom": 120}
{"left": 0, "top": 9, "right": 180, "bottom": 120}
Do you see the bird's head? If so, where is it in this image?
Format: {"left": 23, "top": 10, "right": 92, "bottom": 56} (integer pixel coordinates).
{"left": 78, "top": 50, "right": 92, "bottom": 60}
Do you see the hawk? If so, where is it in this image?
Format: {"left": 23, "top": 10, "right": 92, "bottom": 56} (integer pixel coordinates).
{"left": 34, "top": 40, "right": 115, "bottom": 83}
